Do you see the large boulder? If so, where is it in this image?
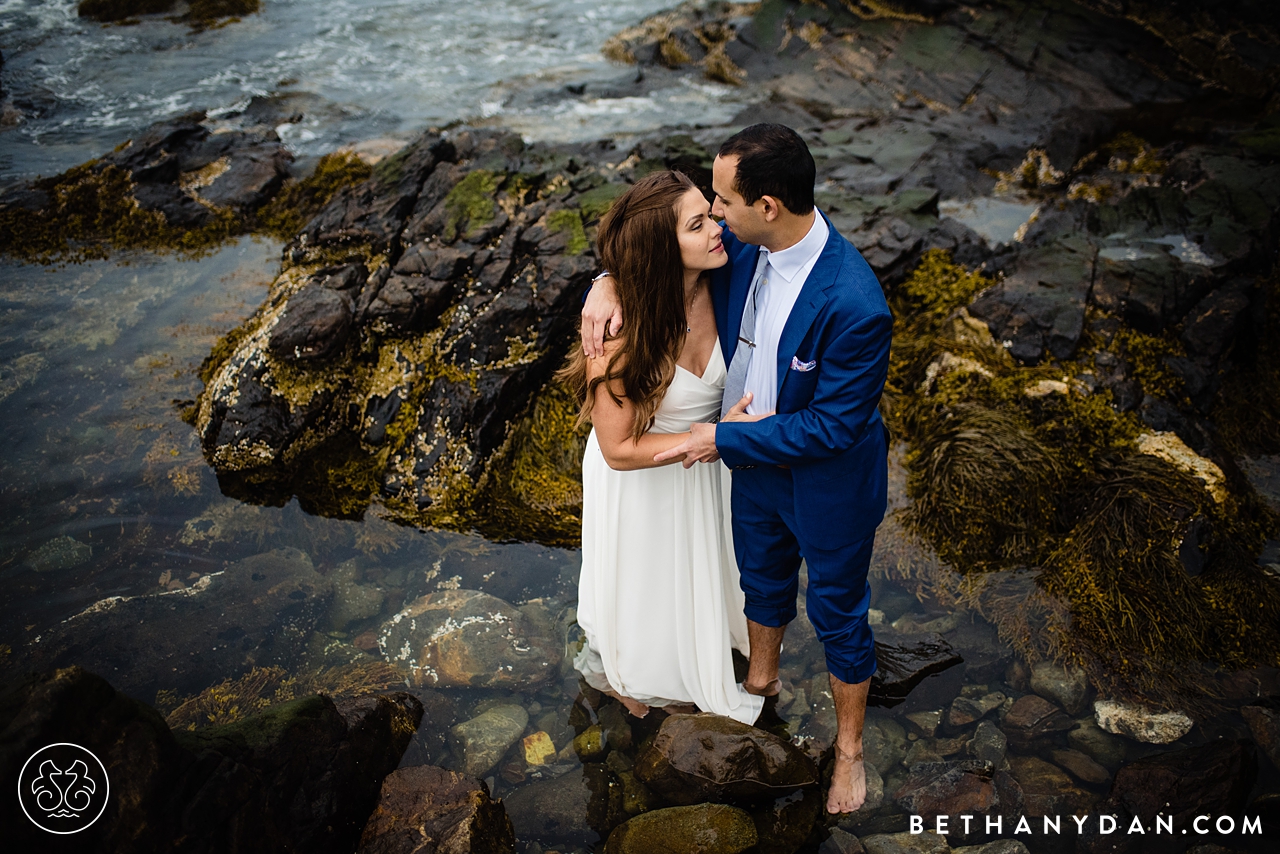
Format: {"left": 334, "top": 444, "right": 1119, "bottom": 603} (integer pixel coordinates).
{"left": 502, "top": 763, "right": 623, "bottom": 847}
{"left": 0, "top": 666, "right": 422, "bottom": 854}
{"left": 633, "top": 713, "right": 819, "bottom": 805}
{"left": 356, "top": 764, "right": 514, "bottom": 854}
{"left": 377, "top": 589, "right": 561, "bottom": 689}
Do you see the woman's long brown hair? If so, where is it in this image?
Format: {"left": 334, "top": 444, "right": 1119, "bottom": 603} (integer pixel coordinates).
{"left": 559, "top": 170, "right": 699, "bottom": 441}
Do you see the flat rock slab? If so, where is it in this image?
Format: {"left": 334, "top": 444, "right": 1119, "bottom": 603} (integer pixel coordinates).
{"left": 869, "top": 630, "right": 964, "bottom": 708}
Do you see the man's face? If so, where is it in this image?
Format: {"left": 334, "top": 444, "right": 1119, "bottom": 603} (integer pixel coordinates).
{"left": 711, "top": 154, "right": 768, "bottom": 245}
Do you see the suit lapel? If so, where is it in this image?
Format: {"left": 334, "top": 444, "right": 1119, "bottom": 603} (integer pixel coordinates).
{"left": 775, "top": 219, "right": 842, "bottom": 400}
{"left": 721, "top": 242, "right": 759, "bottom": 363}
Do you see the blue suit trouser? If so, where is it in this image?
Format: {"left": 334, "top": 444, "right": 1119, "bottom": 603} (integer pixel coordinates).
{"left": 730, "top": 465, "right": 878, "bottom": 685}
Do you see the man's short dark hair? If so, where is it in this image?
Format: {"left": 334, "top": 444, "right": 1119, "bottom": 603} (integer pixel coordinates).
{"left": 718, "top": 123, "right": 816, "bottom": 215}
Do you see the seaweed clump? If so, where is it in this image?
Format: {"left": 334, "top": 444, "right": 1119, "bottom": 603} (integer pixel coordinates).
{"left": 257, "top": 151, "right": 373, "bottom": 240}
{"left": 0, "top": 161, "right": 239, "bottom": 265}
{"left": 887, "top": 250, "right": 1280, "bottom": 710}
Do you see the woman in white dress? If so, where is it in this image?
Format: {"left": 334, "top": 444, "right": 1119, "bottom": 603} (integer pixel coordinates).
{"left": 560, "top": 170, "right": 765, "bottom": 724}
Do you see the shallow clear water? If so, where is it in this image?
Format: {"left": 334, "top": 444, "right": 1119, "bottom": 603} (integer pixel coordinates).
{"left": 0, "top": 0, "right": 751, "bottom": 182}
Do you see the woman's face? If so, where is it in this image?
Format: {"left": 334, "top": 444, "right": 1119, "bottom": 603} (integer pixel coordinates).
{"left": 675, "top": 187, "right": 727, "bottom": 275}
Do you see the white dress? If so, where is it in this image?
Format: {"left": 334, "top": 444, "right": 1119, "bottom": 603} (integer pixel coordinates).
{"left": 574, "top": 338, "right": 765, "bottom": 725}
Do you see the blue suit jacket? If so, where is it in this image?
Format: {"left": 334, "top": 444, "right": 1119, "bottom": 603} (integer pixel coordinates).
{"left": 713, "top": 211, "right": 893, "bottom": 550}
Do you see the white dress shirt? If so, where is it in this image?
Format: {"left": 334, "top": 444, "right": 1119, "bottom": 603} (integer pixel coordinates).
{"left": 743, "top": 212, "right": 829, "bottom": 415}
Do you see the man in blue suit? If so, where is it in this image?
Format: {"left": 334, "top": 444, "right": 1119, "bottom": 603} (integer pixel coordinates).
{"left": 582, "top": 124, "right": 892, "bottom": 813}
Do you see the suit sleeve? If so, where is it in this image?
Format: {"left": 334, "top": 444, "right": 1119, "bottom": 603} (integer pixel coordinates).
{"left": 716, "top": 308, "right": 892, "bottom": 468}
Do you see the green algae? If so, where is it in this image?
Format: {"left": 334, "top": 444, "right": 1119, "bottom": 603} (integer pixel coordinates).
{"left": 889, "top": 250, "right": 1280, "bottom": 711}
{"left": 443, "top": 169, "right": 502, "bottom": 242}
{"left": 475, "top": 375, "right": 590, "bottom": 546}
{"left": 0, "top": 161, "right": 241, "bottom": 265}
{"left": 257, "top": 151, "right": 373, "bottom": 240}
{"left": 547, "top": 209, "right": 589, "bottom": 255}
{"left": 576, "top": 182, "right": 628, "bottom": 223}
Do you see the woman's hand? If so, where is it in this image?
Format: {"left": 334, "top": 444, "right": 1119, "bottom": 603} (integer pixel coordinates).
{"left": 721, "top": 392, "right": 774, "bottom": 423}
{"left": 582, "top": 274, "right": 623, "bottom": 358}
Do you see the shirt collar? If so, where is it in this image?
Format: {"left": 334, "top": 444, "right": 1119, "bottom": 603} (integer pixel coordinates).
{"left": 761, "top": 211, "right": 828, "bottom": 283}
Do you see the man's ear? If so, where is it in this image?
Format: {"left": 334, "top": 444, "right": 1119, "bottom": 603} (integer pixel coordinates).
{"left": 759, "top": 194, "right": 782, "bottom": 222}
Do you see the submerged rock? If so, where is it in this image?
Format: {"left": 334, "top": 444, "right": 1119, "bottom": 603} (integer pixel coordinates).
{"left": 1000, "top": 695, "right": 1074, "bottom": 749}
{"left": 1006, "top": 755, "right": 1091, "bottom": 816}
{"left": 1093, "top": 699, "right": 1193, "bottom": 744}
{"left": 22, "top": 547, "right": 332, "bottom": 698}
{"left": 378, "top": 589, "right": 561, "bottom": 689}
{"left": 22, "top": 534, "right": 92, "bottom": 572}
{"left": 633, "top": 713, "right": 819, "bottom": 805}
{"left": 1029, "top": 661, "right": 1093, "bottom": 716}
{"left": 503, "top": 763, "right": 623, "bottom": 847}
{"left": 451, "top": 704, "right": 529, "bottom": 777}
{"left": 356, "top": 764, "right": 514, "bottom": 854}
{"left": 605, "top": 803, "right": 758, "bottom": 854}
{"left": 1241, "top": 705, "right": 1280, "bottom": 771}
{"left": 860, "top": 830, "right": 951, "bottom": 854}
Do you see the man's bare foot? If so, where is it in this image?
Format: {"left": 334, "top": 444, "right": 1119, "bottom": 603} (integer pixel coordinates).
{"left": 604, "top": 689, "right": 649, "bottom": 719}
{"left": 744, "top": 677, "right": 781, "bottom": 697}
{"left": 826, "top": 745, "right": 866, "bottom": 814}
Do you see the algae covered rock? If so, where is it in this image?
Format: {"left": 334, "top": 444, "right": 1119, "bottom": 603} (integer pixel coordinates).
{"left": 633, "top": 713, "right": 819, "bottom": 805}
{"left": 450, "top": 704, "right": 529, "bottom": 777}
{"left": 378, "top": 589, "right": 561, "bottom": 689}
{"left": 356, "top": 764, "right": 515, "bottom": 854}
{"left": 605, "top": 803, "right": 758, "bottom": 854}
{"left": 22, "top": 534, "right": 92, "bottom": 572}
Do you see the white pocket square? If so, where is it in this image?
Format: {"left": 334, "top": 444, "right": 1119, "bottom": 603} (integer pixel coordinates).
{"left": 790, "top": 357, "right": 817, "bottom": 372}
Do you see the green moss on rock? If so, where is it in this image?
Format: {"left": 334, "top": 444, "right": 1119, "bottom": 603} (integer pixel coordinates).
{"left": 547, "top": 208, "right": 589, "bottom": 255}
{"left": 443, "top": 169, "right": 501, "bottom": 242}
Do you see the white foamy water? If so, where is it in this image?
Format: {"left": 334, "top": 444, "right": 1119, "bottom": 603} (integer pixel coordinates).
{"left": 0, "top": 0, "right": 749, "bottom": 180}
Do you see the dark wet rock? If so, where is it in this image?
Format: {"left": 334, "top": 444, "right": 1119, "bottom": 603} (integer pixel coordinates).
{"left": 968, "top": 235, "right": 1096, "bottom": 364}
{"left": 604, "top": 803, "right": 758, "bottom": 854}
{"left": 1180, "top": 280, "right": 1254, "bottom": 360}
{"left": 1091, "top": 249, "right": 1217, "bottom": 335}
{"left": 969, "top": 720, "right": 1007, "bottom": 767}
{"left": 0, "top": 666, "right": 421, "bottom": 854}
{"left": 1240, "top": 705, "right": 1280, "bottom": 771}
{"left": 356, "top": 764, "right": 515, "bottom": 854}
{"left": 752, "top": 786, "right": 824, "bottom": 854}
{"left": 1029, "top": 661, "right": 1093, "bottom": 716}
{"left": 860, "top": 829, "right": 951, "bottom": 854}
{"left": 863, "top": 717, "right": 909, "bottom": 771}
{"left": 503, "top": 763, "right": 623, "bottom": 847}
{"left": 1050, "top": 748, "right": 1110, "bottom": 787}
{"left": 451, "top": 704, "right": 529, "bottom": 777}
{"left": 999, "top": 695, "right": 1074, "bottom": 749}
{"left": 1080, "top": 740, "right": 1257, "bottom": 852}
{"left": 1006, "top": 755, "right": 1091, "bottom": 816}
{"left": 892, "top": 759, "right": 1000, "bottom": 821}
{"left": 869, "top": 630, "right": 964, "bottom": 708}
{"left": 820, "top": 827, "right": 866, "bottom": 854}
{"left": 21, "top": 548, "right": 332, "bottom": 698}
{"left": 377, "top": 589, "right": 561, "bottom": 689}
{"left": 633, "top": 713, "right": 819, "bottom": 805}
{"left": 269, "top": 280, "right": 357, "bottom": 361}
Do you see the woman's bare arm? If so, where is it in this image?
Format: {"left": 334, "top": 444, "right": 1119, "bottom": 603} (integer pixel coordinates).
{"left": 587, "top": 343, "right": 689, "bottom": 470}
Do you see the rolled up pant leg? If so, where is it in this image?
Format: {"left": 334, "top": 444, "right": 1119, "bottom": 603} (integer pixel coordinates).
{"left": 803, "top": 534, "right": 877, "bottom": 685}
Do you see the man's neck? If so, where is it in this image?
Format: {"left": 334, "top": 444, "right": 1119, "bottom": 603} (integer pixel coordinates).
{"left": 760, "top": 210, "right": 817, "bottom": 254}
